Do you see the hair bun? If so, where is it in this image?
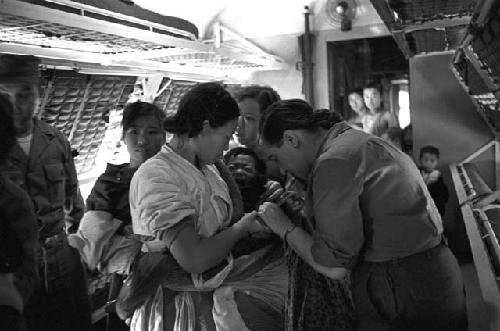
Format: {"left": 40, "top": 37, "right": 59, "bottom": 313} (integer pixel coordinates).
{"left": 312, "top": 109, "right": 343, "bottom": 129}
{"left": 163, "top": 115, "right": 188, "bottom": 135}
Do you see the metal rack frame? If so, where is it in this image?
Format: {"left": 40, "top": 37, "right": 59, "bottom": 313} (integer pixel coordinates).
{"left": 370, "top": 0, "right": 473, "bottom": 57}
{"left": 0, "top": 0, "right": 288, "bottom": 80}
{"left": 451, "top": 162, "right": 500, "bottom": 331}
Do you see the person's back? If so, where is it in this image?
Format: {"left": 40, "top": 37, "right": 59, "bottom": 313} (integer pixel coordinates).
{"left": 312, "top": 123, "right": 465, "bottom": 331}
{"left": 315, "top": 126, "right": 442, "bottom": 262}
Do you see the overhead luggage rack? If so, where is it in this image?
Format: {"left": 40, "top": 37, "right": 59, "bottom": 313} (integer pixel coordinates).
{"left": 450, "top": 0, "right": 500, "bottom": 134}
{"left": 370, "top": 0, "right": 474, "bottom": 57}
{"left": 0, "top": 13, "right": 170, "bottom": 55}
{"left": 0, "top": 0, "right": 288, "bottom": 80}
{"left": 387, "top": 0, "right": 475, "bottom": 25}
{"left": 451, "top": 48, "right": 499, "bottom": 132}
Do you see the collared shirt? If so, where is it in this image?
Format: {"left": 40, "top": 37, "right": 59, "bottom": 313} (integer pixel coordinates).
{"left": 1, "top": 118, "right": 84, "bottom": 238}
{"left": 307, "top": 121, "right": 442, "bottom": 269}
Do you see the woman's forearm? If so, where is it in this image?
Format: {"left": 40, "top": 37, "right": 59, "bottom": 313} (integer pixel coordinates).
{"left": 285, "top": 226, "right": 347, "bottom": 280}
{"left": 170, "top": 220, "right": 248, "bottom": 274}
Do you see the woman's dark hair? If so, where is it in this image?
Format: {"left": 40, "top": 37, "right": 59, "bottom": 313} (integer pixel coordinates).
{"left": 122, "top": 101, "right": 165, "bottom": 134}
{"left": 224, "top": 147, "right": 266, "bottom": 174}
{"left": 0, "top": 94, "right": 16, "bottom": 165}
{"left": 235, "top": 85, "right": 281, "bottom": 114}
{"left": 260, "top": 99, "right": 344, "bottom": 146}
{"left": 164, "top": 82, "right": 239, "bottom": 137}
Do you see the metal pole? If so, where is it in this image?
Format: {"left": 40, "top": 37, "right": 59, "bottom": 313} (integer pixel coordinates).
{"left": 303, "top": 5, "right": 315, "bottom": 107}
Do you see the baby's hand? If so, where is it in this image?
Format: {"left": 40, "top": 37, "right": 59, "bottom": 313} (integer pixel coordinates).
{"left": 259, "top": 180, "right": 285, "bottom": 203}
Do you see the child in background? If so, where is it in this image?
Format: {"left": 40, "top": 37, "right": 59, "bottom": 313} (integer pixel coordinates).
{"left": 420, "top": 145, "right": 449, "bottom": 217}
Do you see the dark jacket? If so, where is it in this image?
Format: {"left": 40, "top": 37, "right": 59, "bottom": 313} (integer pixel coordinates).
{"left": 85, "top": 163, "right": 136, "bottom": 230}
{"left": 427, "top": 176, "right": 449, "bottom": 217}
{"left": 0, "top": 118, "right": 84, "bottom": 238}
{"left": 0, "top": 174, "right": 39, "bottom": 302}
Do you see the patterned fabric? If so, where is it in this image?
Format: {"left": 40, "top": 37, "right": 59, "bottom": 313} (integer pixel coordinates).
{"left": 285, "top": 248, "right": 355, "bottom": 331}
{"left": 282, "top": 176, "right": 355, "bottom": 331}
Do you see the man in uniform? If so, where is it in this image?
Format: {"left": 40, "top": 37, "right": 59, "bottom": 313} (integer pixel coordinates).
{"left": 0, "top": 54, "right": 91, "bottom": 331}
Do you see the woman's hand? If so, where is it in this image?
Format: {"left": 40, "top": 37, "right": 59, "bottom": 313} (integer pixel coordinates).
{"left": 258, "top": 202, "right": 295, "bottom": 238}
{"left": 235, "top": 211, "right": 270, "bottom": 236}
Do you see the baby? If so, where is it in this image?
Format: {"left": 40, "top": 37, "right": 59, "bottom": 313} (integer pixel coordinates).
{"left": 224, "top": 147, "right": 268, "bottom": 213}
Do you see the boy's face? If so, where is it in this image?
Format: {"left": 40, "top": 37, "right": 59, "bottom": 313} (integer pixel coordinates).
{"left": 0, "top": 83, "right": 38, "bottom": 131}
{"left": 420, "top": 152, "right": 438, "bottom": 172}
{"left": 227, "top": 154, "right": 257, "bottom": 186}
{"left": 348, "top": 93, "right": 365, "bottom": 114}
{"left": 363, "top": 87, "right": 381, "bottom": 112}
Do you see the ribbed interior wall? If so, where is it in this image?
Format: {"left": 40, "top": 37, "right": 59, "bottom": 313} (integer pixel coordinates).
{"left": 36, "top": 69, "right": 136, "bottom": 175}
{"left": 471, "top": 4, "right": 500, "bottom": 92}
{"left": 154, "top": 79, "right": 197, "bottom": 116}
{"left": 40, "top": 70, "right": 88, "bottom": 136}
{"left": 405, "top": 25, "right": 468, "bottom": 54}
{"left": 72, "top": 75, "right": 136, "bottom": 174}
{"left": 24, "top": 78, "right": 245, "bottom": 177}
{"left": 153, "top": 81, "right": 244, "bottom": 117}
{"left": 453, "top": 54, "right": 490, "bottom": 96}
{"left": 388, "top": 0, "right": 476, "bottom": 25}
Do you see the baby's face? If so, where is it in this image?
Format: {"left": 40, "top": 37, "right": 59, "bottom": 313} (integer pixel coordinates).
{"left": 227, "top": 154, "right": 257, "bottom": 186}
{"left": 420, "top": 153, "right": 438, "bottom": 172}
